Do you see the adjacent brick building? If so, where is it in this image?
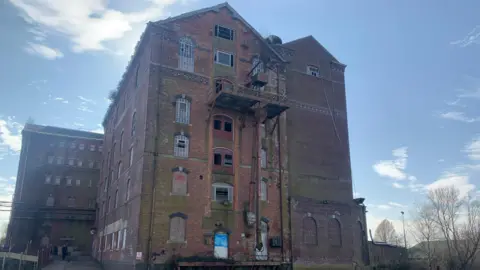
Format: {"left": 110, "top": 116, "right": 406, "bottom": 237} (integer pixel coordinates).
{"left": 96, "top": 2, "right": 369, "bottom": 270}
{"left": 7, "top": 124, "right": 103, "bottom": 255}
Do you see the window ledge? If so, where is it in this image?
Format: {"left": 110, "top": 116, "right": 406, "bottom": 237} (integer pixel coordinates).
{"left": 170, "top": 192, "right": 190, "bottom": 196}
{"left": 167, "top": 240, "right": 187, "bottom": 244}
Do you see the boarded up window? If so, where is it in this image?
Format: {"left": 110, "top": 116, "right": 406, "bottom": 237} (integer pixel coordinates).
{"left": 172, "top": 172, "right": 187, "bottom": 195}
{"left": 169, "top": 216, "right": 186, "bottom": 242}
{"left": 302, "top": 217, "right": 317, "bottom": 245}
{"left": 328, "top": 218, "right": 342, "bottom": 247}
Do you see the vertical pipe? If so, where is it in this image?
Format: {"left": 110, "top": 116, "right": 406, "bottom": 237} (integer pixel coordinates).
{"left": 275, "top": 65, "right": 285, "bottom": 261}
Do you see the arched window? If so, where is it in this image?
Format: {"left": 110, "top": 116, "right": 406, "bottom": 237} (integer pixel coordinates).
{"left": 328, "top": 218, "right": 342, "bottom": 247}
{"left": 175, "top": 97, "right": 191, "bottom": 124}
{"left": 114, "top": 189, "right": 118, "bottom": 208}
{"left": 212, "top": 182, "right": 233, "bottom": 202}
{"left": 252, "top": 56, "right": 264, "bottom": 76}
{"left": 117, "top": 161, "right": 123, "bottom": 179}
{"left": 126, "top": 179, "right": 131, "bottom": 201}
{"left": 302, "top": 217, "right": 317, "bottom": 245}
{"left": 131, "top": 112, "right": 137, "bottom": 138}
{"left": 46, "top": 194, "right": 55, "bottom": 207}
{"left": 179, "top": 37, "right": 194, "bottom": 72}
{"left": 169, "top": 214, "right": 187, "bottom": 242}
{"left": 119, "top": 131, "right": 124, "bottom": 154}
{"left": 172, "top": 168, "right": 188, "bottom": 195}
{"left": 174, "top": 134, "right": 189, "bottom": 157}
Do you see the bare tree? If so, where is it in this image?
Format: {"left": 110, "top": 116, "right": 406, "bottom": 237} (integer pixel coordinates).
{"left": 374, "top": 219, "right": 397, "bottom": 244}
{"left": 427, "top": 186, "right": 480, "bottom": 270}
{"left": 410, "top": 203, "right": 439, "bottom": 269}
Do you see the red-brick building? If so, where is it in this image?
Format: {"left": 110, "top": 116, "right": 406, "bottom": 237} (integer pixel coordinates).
{"left": 96, "top": 3, "right": 369, "bottom": 270}
{"left": 7, "top": 124, "right": 103, "bottom": 255}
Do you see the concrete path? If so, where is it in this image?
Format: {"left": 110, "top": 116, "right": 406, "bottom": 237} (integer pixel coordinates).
{"left": 42, "top": 259, "right": 101, "bottom": 270}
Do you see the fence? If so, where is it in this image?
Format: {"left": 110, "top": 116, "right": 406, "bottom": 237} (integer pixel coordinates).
{"left": 0, "top": 248, "right": 51, "bottom": 270}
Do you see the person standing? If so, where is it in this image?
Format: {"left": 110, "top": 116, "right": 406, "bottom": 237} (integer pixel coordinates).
{"left": 61, "top": 244, "right": 68, "bottom": 261}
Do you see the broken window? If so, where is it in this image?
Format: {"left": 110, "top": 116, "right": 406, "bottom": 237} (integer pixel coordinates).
{"left": 212, "top": 182, "right": 233, "bottom": 202}
{"left": 172, "top": 171, "right": 187, "bottom": 195}
{"left": 303, "top": 217, "right": 318, "bottom": 245}
{"left": 169, "top": 216, "right": 186, "bottom": 242}
{"left": 175, "top": 98, "right": 191, "bottom": 124}
{"left": 328, "top": 218, "right": 342, "bottom": 247}
{"left": 174, "top": 135, "right": 189, "bottom": 158}
{"left": 214, "top": 25, "right": 234, "bottom": 41}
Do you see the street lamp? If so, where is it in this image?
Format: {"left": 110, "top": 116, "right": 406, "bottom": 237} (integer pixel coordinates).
{"left": 401, "top": 211, "right": 407, "bottom": 249}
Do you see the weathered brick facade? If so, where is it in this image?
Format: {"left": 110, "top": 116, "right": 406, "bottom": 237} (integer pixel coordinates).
{"left": 8, "top": 124, "right": 102, "bottom": 255}
{"left": 97, "top": 3, "right": 368, "bottom": 270}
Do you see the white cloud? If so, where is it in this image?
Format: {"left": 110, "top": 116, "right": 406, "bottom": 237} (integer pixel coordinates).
{"left": 392, "top": 182, "right": 404, "bottom": 189}
{"left": 439, "top": 111, "right": 477, "bottom": 123}
{"left": 78, "top": 96, "right": 96, "bottom": 105}
{"left": 0, "top": 117, "right": 23, "bottom": 159}
{"left": 425, "top": 172, "right": 475, "bottom": 198}
{"left": 9, "top": 0, "right": 185, "bottom": 54}
{"left": 464, "top": 136, "right": 480, "bottom": 161}
{"left": 90, "top": 124, "right": 104, "bottom": 134}
{"left": 451, "top": 25, "right": 480, "bottom": 48}
{"left": 373, "top": 147, "right": 409, "bottom": 180}
{"left": 77, "top": 106, "right": 93, "bottom": 113}
{"left": 24, "top": 42, "right": 63, "bottom": 60}
{"left": 73, "top": 122, "right": 84, "bottom": 127}
{"left": 369, "top": 202, "right": 407, "bottom": 210}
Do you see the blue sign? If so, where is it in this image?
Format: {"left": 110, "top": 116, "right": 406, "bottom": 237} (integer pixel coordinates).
{"left": 214, "top": 233, "right": 228, "bottom": 248}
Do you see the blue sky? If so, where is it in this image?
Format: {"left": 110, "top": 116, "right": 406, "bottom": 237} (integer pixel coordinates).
{"left": 0, "top": 0, "right": 479, "bottom": 241}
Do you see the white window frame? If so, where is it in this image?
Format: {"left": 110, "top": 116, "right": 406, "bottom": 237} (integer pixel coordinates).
{"left": 99, "top": 145, "right": 103, "bottom": 152}
{"left": 89, "top": 145, "right": 96, "bottom": 151}
{"left": 260, "top": 179, "right": 267, "bottom": 201}
{"left": 79, "top": 144, "right": 85, "bottom": 150}
{"left": 260, "top": 148, "right": 267, "bottom": 169}
{"left": 215, "top": 50, "right": 234, "bottom": 67}
{"left": 179, "top": 37, "right": 194, "bottom": 72}
{"left": 77, "top": 160, "right": 83, "bottom": 167}
{"left": 70, "top": 142, "right": 76, "bottom": 149}
{"left": 54, "top": 176, "right": 61, "bottom": 185}
{"left": 66, "top": 176, "right": 73, "bottom": 186}
{"left": 174, "top": 135, "right": 189, "bottom": 158}
{"left": 307, "top": 65, "right": 320, "bottom": 77}
{"left": 175, "top": 98, "right": 191, "bottom": 124}
{"left": 47, "top": 156, "right": 54, "bottom": 164}
{"left": 68, "top": 158, "right": 75, "bottom": 166}
{"left": 212, "top": 182, "right": 233, "bottom": 202}
{"left": 252, "top": 57, "right": 264, "bottom": 76}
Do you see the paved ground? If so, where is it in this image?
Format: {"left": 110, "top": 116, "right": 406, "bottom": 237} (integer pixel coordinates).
{"left": 42, "top": 259, "right": 101, "bottom": 270}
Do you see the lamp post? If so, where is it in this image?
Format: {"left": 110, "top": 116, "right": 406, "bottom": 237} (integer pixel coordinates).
{"left": 401, "top": 211, "right": 407, "bottom": 249}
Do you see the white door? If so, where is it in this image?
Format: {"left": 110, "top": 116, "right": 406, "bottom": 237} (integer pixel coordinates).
{"left": 255, "top": 221, "right": 268, "bottom": 260}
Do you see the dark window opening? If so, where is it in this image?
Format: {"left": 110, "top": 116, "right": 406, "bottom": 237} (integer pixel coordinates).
{"left": 214, "top": 120, "right": 222, "bottom": 130}
{"left": 215, "top": 188, "right": 229, "bottom": 201}
{"left": 224, "top": 154, "right": 233, "bottom": 166}
{"left": 224, "top": 122, "right": 232, "bottom": 132}
{"left": 177, "top": 140, "right": 186, "bottom": 149}
{"left": 215, "top": 25, "right": 234, "bottom": 41}
{"left": 214, "top": 153, "right": 222, "bottom": 165}
{"left": 215, "top": 80, "right": 223, "bottom": 93}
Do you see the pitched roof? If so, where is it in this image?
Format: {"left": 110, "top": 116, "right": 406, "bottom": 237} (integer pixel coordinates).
{"left": 153, "top": 2, "right": 286, "bottom": 62}
{"left": 283, "top": 35, "right": 343, "bottom": 65}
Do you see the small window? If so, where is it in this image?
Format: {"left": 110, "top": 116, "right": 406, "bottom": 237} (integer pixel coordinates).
{"left": 68, "top": 158, "right": 75, "bottom": 166}
{"left": 129, "top": 148, "right": 134, "bottom": 166}
{"left": 54, "top": 176, "right": 61, "bottom": 185}
{"left": 260, "top": 179, "right": 267, "bottom": 201}
{"left": 66, "top": 176, "right": 72, "bottom": 186}
{"left": 45, "top": 175, "right": 52, "bottom": 184}
{"left": 212, "top": 183, "right": 233, "bottom": 202}
{"left": 56, "top": 157, "right": 63, "bottom": 165}
{"left": 174, "top": 135, "right": 189, "bottom": 158}
{"left": 77, "top": 160, "right": 83, "bottom": 167}
{"left": 46, "top": 194, "right": 55, "bottom": 206}
{"left": 79, "top": 144, "right": 85, "bottom": 150}
{"left": 99, "top": 145, "right": 103, "bottom": 152}
{"left": 47, "top": 156, "right": 54, "bottom": 164}
{"left": 211, "top": 152, "right": 221, "bottom": 165}
{"left": 213, "top": 120, "right": 222, "bottom": 130}
{"left": 117, "top": 162, "right": 123, "bottom": 179}
{"left": 303, "top": 217, "right": 318, "bottom": 245}
{"left": 224, "top": 121, "right": 232, "bottom": 132}
{"left": 131, "top": 112, "right": 137, "bottom": 138}
{"left": 215, "top": 51, "right": 234, "bottom": 67}
{"left": 76, "top": 179, "right": 81, "bottom": 186}
{"left": 122, "top": 228, "right": 127, "bottom": 249}
{"left": 112, "top": 232, "right": 117, "bottom": 250}
{"left": 117, "top": 229, "right": 123, "bottom": 250}
{"left": 67, "top": 196, "right": 76, "bottom": 207}
{"left": 90, "top": 145, "right": 96, "bottom": 151}
{"left": 120, "top": 131, "right": 124, "bottom": 154}
{"left": 328, "top": 218, "right": 342, "bottom": 247}
{"left": 176, "top": 98, "right": 191, "bottom": 124}
{"left": 59, "top": 142, "right": 65, "bottom": 148}
{"left": 114, "top": 190, "right": 119, "bottom": 208}
{"left": 89, "top": 179, "right": 92, "bottom": 188}
{"left": 89, "top": 160, "right": 94, "bottom": 168}
{"left": 126, "top": 179, "right": 131, "bottom": 201}
{"left": 260, "top": 148, "right": 267, "bottom": 168}
{"left": 224, "top": 154, "right": 233, "bottom": 166}
{"left": 214, "top": 25, "right": 234, "bottom": 40}
{"left": 252, "top": 57, "right": 264, "bottom": 76}
{"left": 70, "top": 142, "right": 76, "bottom": 149}
{"left": 307, "top": 65, "right": 320, "bottom": 77}
{"left": 169, "top": 216, "right": 186, "bottom": 242}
